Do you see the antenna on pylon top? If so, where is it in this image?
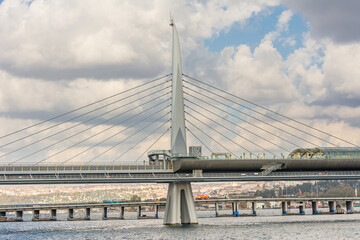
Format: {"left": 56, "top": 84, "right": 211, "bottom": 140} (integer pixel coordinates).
{"left": 169, "top": 12, "right": 174, "bottom": 26}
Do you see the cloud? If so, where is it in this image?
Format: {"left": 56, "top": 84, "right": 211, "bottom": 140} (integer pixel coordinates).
{"left": 284, "top": 0, "right": 360, "bottom": 43}
{"left": 0, "top": 0, "right": 278, "bottom": 80}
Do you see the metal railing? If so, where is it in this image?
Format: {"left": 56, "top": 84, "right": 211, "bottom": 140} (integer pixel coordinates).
{"left": 0, "top": 162, "right": 175, "bottom": 173}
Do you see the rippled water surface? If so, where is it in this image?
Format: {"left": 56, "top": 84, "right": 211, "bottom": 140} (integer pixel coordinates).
{"left": 2, "top": 209, "right": 360, "bottom": 239}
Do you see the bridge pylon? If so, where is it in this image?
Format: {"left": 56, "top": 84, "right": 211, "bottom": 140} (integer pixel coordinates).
{"left": 163, "top": 18, "right": 198, "bottom": 225}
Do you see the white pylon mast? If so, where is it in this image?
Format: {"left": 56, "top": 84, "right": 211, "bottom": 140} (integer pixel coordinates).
{"left": 170, "top": 18, "right": 187, "bottom": 155}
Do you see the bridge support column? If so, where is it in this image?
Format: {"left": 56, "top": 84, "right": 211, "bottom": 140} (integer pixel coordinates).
{"left": 282, "top": 202, "right": 288, "bottom": 215}
{"left": 346, "top": 201, "right": 354, "bottom": 213}
{"left": 50, "top": 209, "right": 56, "bottom": 219}
{"left": 299, "top": 202, "right": 305, "bottom": 214}
{"left": 137, "top": 206, "right": 142, "bottom": 218}
{"left": 32, "top": 209, "right": 40, "bottom": 220}
{"left": 312, "top": 201, "right": 318, "bottom": 214}
{"left": 85, "top": 208, "right": 91, "bottom": 219}
{"left": 252, "top": 202, "right": 257, "bottom": 215}
{"left": 155, "top": 205, "right": 159, "bottom": 218}
{"left": 163, "top": 181, "right": 198, "bottom": 225}
{"left": 120, "top": 206, "right": 125, "bottom": 219}
{"left": 329, "top": 201, "right": 336, "bottom": 213}
{"left": 102, "top": 207, "right": 108, "bottom": 219}
{"left": 215, "top": 202, "right": 219, "bottom": 216}
{"left": 15, "top": 210, "right": 23, "bottom": 220}
{"left": 68, "top": 208, "right": 74, "bottom": 219}
{"left": 0, "top": 211, "right": 6, "bottom": 221}
{"left": 232, "top": 202, "right": 239, "bottom": 216}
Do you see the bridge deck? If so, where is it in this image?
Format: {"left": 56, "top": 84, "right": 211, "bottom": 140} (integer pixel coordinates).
{"left": 2, "top": 170, "right": 360, "bottom": 184}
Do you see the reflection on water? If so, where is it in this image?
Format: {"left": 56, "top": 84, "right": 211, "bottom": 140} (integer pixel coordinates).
{"left": 2, "top": 209, "right": 360, "bottom": 239}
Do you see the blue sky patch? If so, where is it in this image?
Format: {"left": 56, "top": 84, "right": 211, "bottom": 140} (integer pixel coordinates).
{"left": 204, "top": 5, "right": 309, "bottom": 59}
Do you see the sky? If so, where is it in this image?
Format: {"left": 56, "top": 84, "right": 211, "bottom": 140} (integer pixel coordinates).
{"left": 1, "top": 0, "right": 360, "bottom": 164}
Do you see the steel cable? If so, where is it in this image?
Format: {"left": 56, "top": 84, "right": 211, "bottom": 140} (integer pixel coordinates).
{"left": 0, "top": 74, "right": 171, "bottom": 140}
{"left": 184, "top": 73, "right": 359, "bottom": 148}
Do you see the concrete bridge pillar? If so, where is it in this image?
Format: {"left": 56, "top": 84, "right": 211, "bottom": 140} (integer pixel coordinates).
{"left": 312, "top": 201, "right": 318, "bottom": 214}
{"left": 299, "top": 202, "right": 305, "bottom": 214}
{"left": 346, "top": 201, "right": 354, "bottom": 213}
{"left": 68, "top": 208, "right": 74, "bottom": 219}
{"left": 163, "top": 181, "right": 198, "bottom": 225}
{"left": 120, "top": 206, "right": 125, "bottom": 219}
{"left": 215, "top": 202, "right": 219, "bottom": 216}
{"left": 282, "top": 202, "right": 288, "bottom": 215}
{"left": 155, "top": 205, "right": 159, "bottom": 218}
{"left": 232, "top": 202, "right": 239, "bottom": 216}
{"left": 15, "top": 210, "right": 23, "bottom": 220}
{"left": 329, "top": 201, "right": 336, "bottom": 213}
{"left": 85, "top": 208, "right": 91, "bottom": 219}
{"left": 50, "top": 209, "right": 56, "bottom": 219}
{"left": 252, "top": 202, "right": 257, "bottom": 215}
{"left": 137, "top": 206, "right": 142, "bottom": 217}
{"left": 33, "top": 209, "right": 40, "bottom": 219}
{"left": 102, "top": 207, "right": 108, "bottom": 219}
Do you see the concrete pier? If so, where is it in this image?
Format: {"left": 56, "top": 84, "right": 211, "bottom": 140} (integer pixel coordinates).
{"left": 32, "top": 210, "right": 40, "bottom": 220}
{"left": 163, "top": 181, "right": 198, "bottom": 225}
{"left": 312, "top": 201, "right": 319, "bottom": 214}
{"left": 155, "top": 205, "right": 159, "bottom": 218}
{"left": 346, "top": 201, "right": 354, "bottom": 213}
{"left": 329, "top": 201, "right": 336, "bottom": 213}
{"left": 252, "top": 202, "right": 257, "bottom": 215}
{"left": 67, "top": 208, "right": 74, "bottom": 219}
{"left": 120, "top": 206, "right": 125, "bottom": 219}
{"left": 15, "top": 210, "right": 23, "bottom": 220}
{"left": 282, "top": 201, "right": 288, "bottom": 215}
{"left": 67, "top": 208, "right": 90, "bottom": 221}
{"left": 102, "top": 207, "right": 108, "bottom": 219}
{"left": 85, "top": 208, "right": 91, "bottom": 219}
{"left": 215, "top": 203, "right": 219, "bottom": 216}
{"left": 50, "top": 209, "right": 56, "bottom": 219}
{"left": 137, "top": 206, "right": 142, "bottom": 217}
{"left": 299, "top": 202, "right": 305, "bottom": 214}
{"left": 232, "top": 202, "right": 239, "bottom": 216}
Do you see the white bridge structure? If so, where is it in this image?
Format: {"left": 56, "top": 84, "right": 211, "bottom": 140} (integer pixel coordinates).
{"left": 1, "top": 20, "right": 360, "bottom": 225}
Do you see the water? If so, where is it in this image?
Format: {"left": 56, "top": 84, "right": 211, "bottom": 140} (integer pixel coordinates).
{"left": 2, "top": 209, "right": 360, "bottom": 239}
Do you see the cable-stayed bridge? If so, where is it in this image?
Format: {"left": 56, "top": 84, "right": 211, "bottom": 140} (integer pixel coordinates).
{"left": 1, "top": 19, "right": 360, "bottom": 224}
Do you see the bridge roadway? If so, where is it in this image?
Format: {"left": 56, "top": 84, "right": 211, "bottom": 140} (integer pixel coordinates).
{"left": 2, "top": 167, "right": 360, "bottom": 184}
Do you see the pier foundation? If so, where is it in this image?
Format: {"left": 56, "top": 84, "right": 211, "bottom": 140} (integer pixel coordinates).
{"left": 163, "top": 181, "right": 198, "bottom": 225}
